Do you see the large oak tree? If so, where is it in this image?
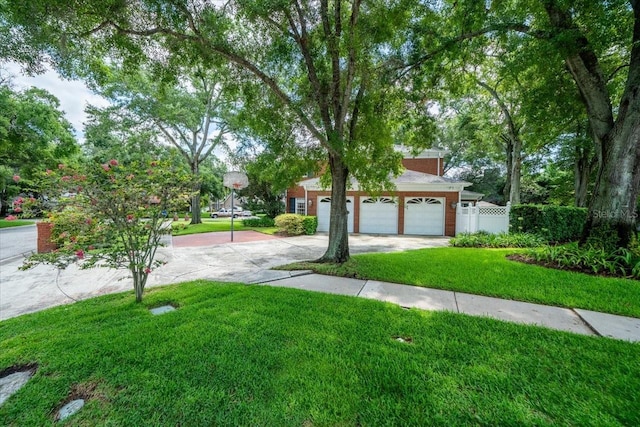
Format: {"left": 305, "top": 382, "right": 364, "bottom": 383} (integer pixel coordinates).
{"left": 406, "top": 0, "right": 639, "bottom": 248}
{"left": 1, "top": 0, "right": 415, "bottom": 262}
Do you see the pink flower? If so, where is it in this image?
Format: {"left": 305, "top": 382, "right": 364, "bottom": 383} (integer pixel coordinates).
{"left": 13, "top": 207, "right": 22, "bottom": 213}
{"left": 13, "top": 197, "right": 23, "bottom": 205}
{"left": 5, "top": 215, "right": 17, "bottom": 221}
{"left": 12, "top": 175, "right": 20, "bottom": 182}
{"left": 75, "top": 250, "right": 85, "bottom": 259}
{"left": 58, "top": 163, "right": 65, "bottom": 169}
{"left": 101, "top": 163, "right": 110, "bottom": 171}
{"left": 144, "top": 267, "right": 152, "bottom": 274}
{"left": 29, "top": 197, "right": 36, "bottom": 202}
{"left": 109, "top": 159, "right": 118, "bottom": 166}
{"left": 61, "top": 176, "right": 71, "bottom": 182}
{"left": 126, "top": 214, "right": 134, "bottom": 222}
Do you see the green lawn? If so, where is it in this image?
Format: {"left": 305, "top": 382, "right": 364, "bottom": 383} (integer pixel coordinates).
{"left": 171, "top": 218, "right": 278, "bottom": 236}
{"left": 1, "top": 281, "right": 638, "bottom": 426}
{"left": 283, "top": 247, "right": 640, "bottom": 318}
{"left": 0, "top": 219, "right": 34, "bottom": 228}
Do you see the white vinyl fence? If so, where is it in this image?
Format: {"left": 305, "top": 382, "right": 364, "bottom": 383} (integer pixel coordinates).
{"left": 456, "top": 203, "right": 511, "bottom": 235}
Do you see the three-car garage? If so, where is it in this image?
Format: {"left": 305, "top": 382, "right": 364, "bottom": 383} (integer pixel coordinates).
{"left": 293, "top": 160, "right": 469, "bottom": 236}
{"left": 315, "top": 195, "right": 446, "bottom": 236}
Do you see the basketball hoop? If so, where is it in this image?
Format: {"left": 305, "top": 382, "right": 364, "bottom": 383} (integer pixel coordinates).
{"left": 223, "top": 172, "right": 249, "bottom": 243}
{"left": 223, "top": 171, "right": 249, "bottom": 190}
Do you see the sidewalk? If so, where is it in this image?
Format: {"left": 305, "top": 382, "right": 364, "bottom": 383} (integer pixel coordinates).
{"left": 253, "top": 273, "right": 640, "bottom": 342}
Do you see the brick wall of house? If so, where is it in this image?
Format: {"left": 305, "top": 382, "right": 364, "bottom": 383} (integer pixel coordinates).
{"left": 401, "top": 158, "right": 442, "bottom": 175}
{"left": 285, "top": 185, "right": 307, "bottom": 213}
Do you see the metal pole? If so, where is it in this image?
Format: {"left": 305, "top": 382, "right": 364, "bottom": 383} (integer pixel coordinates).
{"left": 231, "top": 189, "right": 234, "bottom": 242}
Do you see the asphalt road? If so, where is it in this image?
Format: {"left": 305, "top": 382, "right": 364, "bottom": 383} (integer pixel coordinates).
{"left": 0, "top": 224, "right": 36, "bottom": 263}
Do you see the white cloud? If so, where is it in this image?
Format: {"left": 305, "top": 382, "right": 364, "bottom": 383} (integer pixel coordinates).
{"left": 4, "top": 62, "right": 110, "bottom": 142}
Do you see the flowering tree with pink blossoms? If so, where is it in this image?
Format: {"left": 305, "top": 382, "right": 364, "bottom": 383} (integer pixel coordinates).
{"left": 22, "top": 158, "right": 192, "bottom": 302}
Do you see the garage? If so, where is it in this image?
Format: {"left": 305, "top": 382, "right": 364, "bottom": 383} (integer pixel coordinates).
{"left": 404, "top": 197, "right": 445, "bottom": 235}
{"left": 359, "top": 197, "right": 398, "bottom": 234}
{"left": 316, "top": 196, "right": 354, "bottom": 232}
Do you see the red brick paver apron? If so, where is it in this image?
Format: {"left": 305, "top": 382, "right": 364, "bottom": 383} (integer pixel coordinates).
{"left": 172, "top": 231, "right": 281, "bottom": 247}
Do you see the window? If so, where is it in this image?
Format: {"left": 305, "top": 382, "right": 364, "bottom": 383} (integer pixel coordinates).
{"left": 296, "top": 199, "right": 306, "bottom": 215}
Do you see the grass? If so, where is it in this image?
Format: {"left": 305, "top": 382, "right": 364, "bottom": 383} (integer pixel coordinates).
{"left": 282, "top": 247, "right": 640, "bottom": 318}
{"left": 1, "top": 281, "right": 638, "bottom": 426}
{"left": 0, "top": 219, "right": 35, "bottom": 228}
{"left": 171, "top": 218, "right": 278, "bottom": 236}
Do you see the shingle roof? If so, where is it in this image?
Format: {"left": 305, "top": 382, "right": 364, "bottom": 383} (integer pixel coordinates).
{"left": 299, "top": 170, "right": 469, "bottom": 188}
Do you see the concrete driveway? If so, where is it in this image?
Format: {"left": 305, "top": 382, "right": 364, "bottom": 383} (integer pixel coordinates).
{"left": 0, "top": 233, "right": 449, "bottom": 321}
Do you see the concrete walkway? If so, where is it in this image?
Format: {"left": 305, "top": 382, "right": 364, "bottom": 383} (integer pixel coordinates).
{"left": 1, "top": 232, "right": 639, "bottom": 342}
{"left": 256, "top": 273, "right": 640, "bottom": 342}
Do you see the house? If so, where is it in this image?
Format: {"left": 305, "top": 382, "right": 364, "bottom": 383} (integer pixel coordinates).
{"left": 285, "top": 147, "right": 472, "bottom": 236}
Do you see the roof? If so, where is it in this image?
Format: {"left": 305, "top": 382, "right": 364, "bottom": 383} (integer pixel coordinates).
{"left": 461, "top": 190, "right": 485, "bottom": 201}
{"left": 299, "top": 170, "right": 470, "bottom": 192}
{"left": 395, "top": 145, "right": 449, "bottom": 159}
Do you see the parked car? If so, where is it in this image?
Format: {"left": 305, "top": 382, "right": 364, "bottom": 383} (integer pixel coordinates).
{"left": 210, "top": 208, "right": 252, "bottom": 218}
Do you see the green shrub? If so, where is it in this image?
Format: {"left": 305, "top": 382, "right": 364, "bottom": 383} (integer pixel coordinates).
{"left": 274, "top": 214, "right": 318, "bottom": 236}
{"left": 450, "top": 232, "right": 546, "bottom": 248}
{"left": 526, "top": 243, "right": 640, "bottom": 279}
{"left": 275, "top": 213, "right": 305, "bottom": 235}
{"left": 510, "top": 205, "right": 587, "bottom": 242}
{"left": 302, "top": 215, "right": 318, "bottom": 235}
{"left": 242, "top": 216, "right": 275, "bottom": 227}
{"left": 171, "top": 222, "right": 189, "bottom": 232}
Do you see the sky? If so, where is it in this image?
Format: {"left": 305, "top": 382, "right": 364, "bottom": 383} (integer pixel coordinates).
{"left": 5, "top": 61, "right": 111, "bottom": 143}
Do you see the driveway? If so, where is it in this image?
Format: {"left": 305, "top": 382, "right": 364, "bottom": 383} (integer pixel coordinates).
{"left": 0, "top": 233, "right": 449, "bottom": 320}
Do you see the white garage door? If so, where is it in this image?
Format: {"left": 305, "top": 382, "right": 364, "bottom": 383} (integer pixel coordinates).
{"left": 404, "top": 197, "right": 444, "bottom": 235}
{"left": 316, "top": 196, "right": 354, "bottom": 232}
{"left": 359, "top": 197, "right": 398, "bottom": 234}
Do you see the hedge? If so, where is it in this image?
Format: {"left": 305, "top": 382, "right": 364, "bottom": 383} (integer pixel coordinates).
{"left": 510, "top": 204, "right": 587, "bottom": 242}
{"left": 274, "top": 214, "right": 318, "bottom": 236}
{"left": 242, "top": 216, "right": 275, "bottom": 227}
{"left": 301, "top": 215, "right": 318, "bottom": 235}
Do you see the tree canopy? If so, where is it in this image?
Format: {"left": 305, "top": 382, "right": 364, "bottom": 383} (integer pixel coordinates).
{"left": 2, "top": 0, "right": 639, "bottom": 252}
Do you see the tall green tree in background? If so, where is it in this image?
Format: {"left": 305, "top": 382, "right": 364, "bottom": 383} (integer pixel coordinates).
{"left": 0, "top": 76, "right": 78, "bottom": 215}
{"left": 88, "top": 66, "right": 234, "bottom": 224}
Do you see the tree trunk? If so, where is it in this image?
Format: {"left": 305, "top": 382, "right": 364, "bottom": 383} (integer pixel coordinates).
{"left": 574, "top": 147, "right": 594, "bottom": 208}
{"left": 191, "top": 192, "right": 202, "bottom": 224}
{"left": 581, "top": 124, "right": 640, "bottom": 248}
{"left": 509, "top": 136, "right": 522, "bottom": 205}
{"left": 190, "top": 161, "right": 202, "bottom": 225}
{"left": 317, "top": 154, "right": 350, "bottom": 263}
{"left": 502, "top": 134, "right": 513, "bottom": 202}
{"left": 132, "top": 269, "right": 148, "bottom": 302}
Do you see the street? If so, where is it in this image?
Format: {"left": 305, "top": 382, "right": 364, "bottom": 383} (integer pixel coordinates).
{"left": 0, "top": 224, "right": 36, "bottom": 263}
